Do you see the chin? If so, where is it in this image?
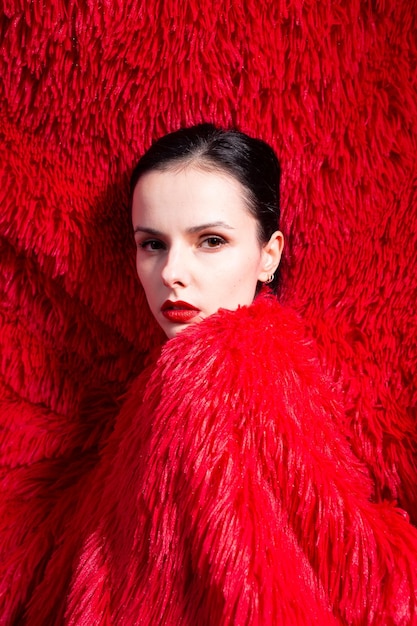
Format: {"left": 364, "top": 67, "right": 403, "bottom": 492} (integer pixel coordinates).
{"left": 161, "top": 323, "right": 185, "bottom": 339}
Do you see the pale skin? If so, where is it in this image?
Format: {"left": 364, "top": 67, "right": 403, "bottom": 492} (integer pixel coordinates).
{"left": 132, "top": 165, "right": 284, "bottom": 339}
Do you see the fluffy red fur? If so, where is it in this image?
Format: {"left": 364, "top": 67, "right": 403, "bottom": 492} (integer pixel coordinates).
{"left": 10, "top": 296, "right": 417, "bottom": 625}
{"left": 1, "top": 0, "right": 417, "bottom": 623}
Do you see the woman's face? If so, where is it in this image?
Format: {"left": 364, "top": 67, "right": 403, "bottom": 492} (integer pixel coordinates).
{"left": 132, "top": 166, "right": 283, "bottom": 338}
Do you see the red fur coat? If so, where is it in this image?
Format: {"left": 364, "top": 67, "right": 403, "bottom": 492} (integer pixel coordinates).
{"left": 6, "top": 294, "right": 417, "bottom": 624}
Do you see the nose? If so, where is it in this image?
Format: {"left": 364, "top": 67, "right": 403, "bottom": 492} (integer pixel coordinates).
{"left": 161, "top": 245, "right": 191, "bottom": 288}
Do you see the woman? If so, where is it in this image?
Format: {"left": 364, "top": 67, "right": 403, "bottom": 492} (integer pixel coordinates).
{"left": 21, "top": 125, "right": 417, "bottom": 624}
{"left": 130, "top": 124, "right": 284, "bottom": 338}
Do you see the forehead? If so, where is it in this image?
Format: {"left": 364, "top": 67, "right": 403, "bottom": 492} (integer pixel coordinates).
{"left": 132, "top": 166, "right": 255, "bottom": 227}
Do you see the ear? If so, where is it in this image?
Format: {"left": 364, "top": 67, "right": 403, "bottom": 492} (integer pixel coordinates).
{"left": 258, "top": 231, "right": 284, "bottom": 283}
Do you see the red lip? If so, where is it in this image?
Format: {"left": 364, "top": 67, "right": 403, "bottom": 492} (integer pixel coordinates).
{"left": 161, "top": 300, "right": 200, "bottom": 324}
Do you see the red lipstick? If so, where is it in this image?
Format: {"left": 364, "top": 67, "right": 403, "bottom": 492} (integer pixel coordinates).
{"left": 161, "top": 300, "right": 200, "bottom": 323}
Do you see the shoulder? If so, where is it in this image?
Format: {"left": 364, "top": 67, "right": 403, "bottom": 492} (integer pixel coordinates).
{"left": 147, "top": 293, "right": 362, "bottom": 476}
{"left": 152, "top": 293, "right": 331, "bottom": 411}
{"left": 159, "top": 292, "right": 315, "bottom": 372}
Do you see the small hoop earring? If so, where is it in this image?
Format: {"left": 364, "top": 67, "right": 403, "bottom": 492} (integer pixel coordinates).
{"left": 264, "top": 274, "right": 274, "bottom": 284}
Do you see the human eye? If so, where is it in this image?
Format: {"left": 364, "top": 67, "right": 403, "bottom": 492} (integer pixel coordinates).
{"left": 137, "top": 239, "right": 166, "bottom": 251}
{"left": 200, "top": 235, "right": 227, "bottom": 249}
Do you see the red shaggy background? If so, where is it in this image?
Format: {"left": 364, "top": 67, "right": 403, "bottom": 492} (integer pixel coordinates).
{"left": 0, "top": 0, "right": 416, "bottom": 614}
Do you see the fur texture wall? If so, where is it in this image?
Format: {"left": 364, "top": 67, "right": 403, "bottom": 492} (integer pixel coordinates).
{"left": 0, "top": 0, "right": 416, "bottom": 585}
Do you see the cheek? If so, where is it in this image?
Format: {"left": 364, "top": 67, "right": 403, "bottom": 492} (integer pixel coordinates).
{"left": 217, "top": 268, "right": 259, "bottom": 304}
{"left": 136, "top": 256, "right": 154, "bottom": 284}
{"left": 229, "top": 251, "right": 262, "bottom": 283}
{"left": 136, "top": 264, "right": 156, "bottom": 303}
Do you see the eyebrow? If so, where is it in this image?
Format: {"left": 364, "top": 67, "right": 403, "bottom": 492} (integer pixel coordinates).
{"left": 133, "top": 221, "right": 235, "bottom": 235}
